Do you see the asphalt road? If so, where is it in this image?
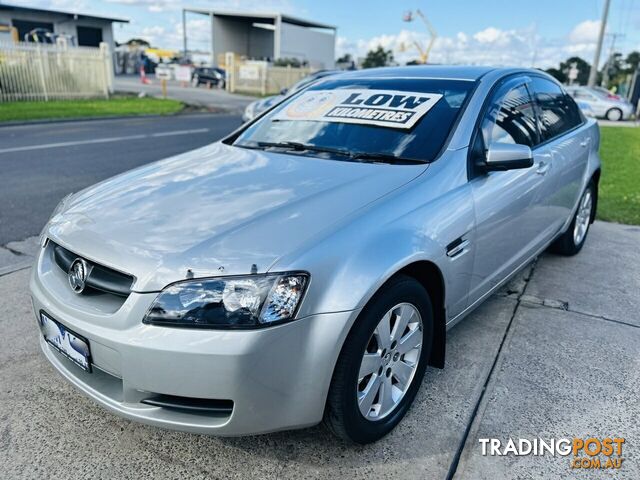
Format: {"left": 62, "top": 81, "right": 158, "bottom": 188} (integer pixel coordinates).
{"left": 0, "top": 113, "right": 242, "bottom": 246}
{"left": 114, "top": 75, "right": 255, "bottom": 112}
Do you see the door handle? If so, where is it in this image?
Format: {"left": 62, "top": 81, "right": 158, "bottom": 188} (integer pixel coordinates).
{"left": 536, "top": 160, "right": 551, "bottom": 175}
{"left": 580, "top": 138, "right": 590, "bottom": 148}
{"left": 446, "top": 238, "right": 470, "bottom": 258}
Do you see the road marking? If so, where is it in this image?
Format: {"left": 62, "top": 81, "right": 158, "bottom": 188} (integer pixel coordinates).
{"left": 150, "top": 128, "right": 209, "bottom": 137}
{"left": 0, "top": 128, "right": 210, "bottom": 154}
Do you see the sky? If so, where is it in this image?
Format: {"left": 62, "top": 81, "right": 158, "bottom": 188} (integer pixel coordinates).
{"left": 5, "top": 0, "right": 640, "bottom": 68}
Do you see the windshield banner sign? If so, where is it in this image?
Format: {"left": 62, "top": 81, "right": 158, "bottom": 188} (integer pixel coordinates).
{"left": 273, "top": 89, "right": 443, "bottom": 129}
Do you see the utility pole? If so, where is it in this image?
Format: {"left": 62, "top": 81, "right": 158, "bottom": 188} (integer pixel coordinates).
{"left": 182, "top": 8, "right": 188, "bottom": 58}
{"left": 588, "top": 0, "right": 611, "bottom": 87}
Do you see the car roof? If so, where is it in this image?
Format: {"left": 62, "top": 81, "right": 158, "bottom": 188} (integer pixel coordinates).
{"left": 309, "top": 70, "right": 342, "bottom": 79}
{"left": 333, "top": 65, "right": 498, "bottom": 81}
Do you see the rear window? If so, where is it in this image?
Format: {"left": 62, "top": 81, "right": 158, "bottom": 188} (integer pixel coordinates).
{"left": 530, "top": 78, "right": 583, "bottom": 141}
{"left": 233, "top": 78, "right": 475, "bottom": 163}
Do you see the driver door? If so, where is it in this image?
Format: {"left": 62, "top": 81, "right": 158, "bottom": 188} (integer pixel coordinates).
{"left": 467, "top": 77, "right": 549, "bottom": 306}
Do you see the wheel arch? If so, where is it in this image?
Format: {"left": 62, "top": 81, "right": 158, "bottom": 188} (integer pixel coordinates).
{"left": 371, "top": 260, "right": 446, "bottom": 369}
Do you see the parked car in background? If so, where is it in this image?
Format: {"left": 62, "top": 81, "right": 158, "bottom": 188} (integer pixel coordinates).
{"left": 575, "top": 100, "right": 596, "bottom": 118}
{"left": 591, "top": 86, "right": 623, "bottom": 101}
{"left": 32, "top": 66, "right": 601, "bottom": 445}
{"left": 242, "top": 70, "right": 340, "bottom": 122}
{"left": 192, "top": 67, "right": 226, "bottom": 89}
{"left": 565, "top": 86, "right": 634, "bottom": 121}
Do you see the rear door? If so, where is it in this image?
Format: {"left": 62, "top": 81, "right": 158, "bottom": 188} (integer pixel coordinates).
{"left": 529, "top": 77, "right": 588, "bottom": 233}
{"left": 467, "top": 76, "right": 547, "bottom": 305}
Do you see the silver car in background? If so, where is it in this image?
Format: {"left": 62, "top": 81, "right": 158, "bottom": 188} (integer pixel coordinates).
{"left": 31, "top": 66, "right": 600, "bottom": 444}
{"left": 565, "top": 85, "right": 634, "bottom": 121}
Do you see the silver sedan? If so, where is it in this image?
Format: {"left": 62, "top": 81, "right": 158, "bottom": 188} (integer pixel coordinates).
{"left": 565, "top": 85, "right": 634, "bottom": 121}
{"left": 31, "top": 66, "right": 600, "bottom": 444}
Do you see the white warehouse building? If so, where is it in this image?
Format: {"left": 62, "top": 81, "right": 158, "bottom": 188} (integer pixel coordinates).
{"left": 0, "top": 3, "right": 127, "bottom": 50}
{"left": 183, "top": 9, "right": 336, "bottom": 70}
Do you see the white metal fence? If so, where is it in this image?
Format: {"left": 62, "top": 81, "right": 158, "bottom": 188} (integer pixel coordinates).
{"left": 224, "top": 54, "right": 311, "bottom": 95}
{"left": 0, "top": 41, "right": 113, "bottom": 102}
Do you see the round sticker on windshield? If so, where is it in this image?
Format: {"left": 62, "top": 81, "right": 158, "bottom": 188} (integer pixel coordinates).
{"left": 284, "top": 91, "right": 336, "bottom": 118}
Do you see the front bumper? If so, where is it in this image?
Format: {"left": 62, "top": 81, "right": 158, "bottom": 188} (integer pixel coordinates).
{"left": 30, "top": 244, "right": 357, "bottom": 436}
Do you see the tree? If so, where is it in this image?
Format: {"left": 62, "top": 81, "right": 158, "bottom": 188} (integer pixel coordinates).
{"left": 273, "top": 57, "right": 306, "bottom": 67}
{"left": 122, "top": 38, "right": 150, "bottom": 47}
{"left": 560, "top": 57, "right": 591, "bottom": 85}
{"left": 545, "top": 67, "right": 565, "bottom": 83}
{"left": 544, "top": 56, "right": 591, "bottom": 85}
{"left": 624, "top": 51, "right": 640, "bottom": 73}
{"left": 362, "top": 46, "right": 393, "bottom": 69}
{"left": 336, "top": 53, "right": 352, "bottom": 64}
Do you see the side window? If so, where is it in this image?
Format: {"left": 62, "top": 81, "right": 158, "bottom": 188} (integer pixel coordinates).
{"left": 574, "top": 91, "right": 593, "bottom": 100}
{"left": 530, "top": 78, "right": 583, "bottom": 141}
{"left": 481, "top": 83, "right": 538, "bottom": 148}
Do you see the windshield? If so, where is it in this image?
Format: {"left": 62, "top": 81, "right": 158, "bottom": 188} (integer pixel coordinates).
{"left": 233, "top": 78, "right": 475, "bottom": 163}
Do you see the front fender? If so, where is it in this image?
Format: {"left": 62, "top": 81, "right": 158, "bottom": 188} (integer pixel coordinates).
{"left": 308, "top": 224, "right": 448, "bottom": 317}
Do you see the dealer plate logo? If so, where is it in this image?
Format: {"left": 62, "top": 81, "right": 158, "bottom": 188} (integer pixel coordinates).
{"left": 68, "top": 258, "right": 89, "bottom": 294}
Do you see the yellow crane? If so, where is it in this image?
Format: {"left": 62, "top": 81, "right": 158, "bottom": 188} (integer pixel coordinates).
{"left": 402, "top": 9, "right": 437, "bottom": 64}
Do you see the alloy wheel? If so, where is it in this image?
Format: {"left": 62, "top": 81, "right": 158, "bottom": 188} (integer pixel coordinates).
{"left": 356, "top": 303, "right": 423, "bottom": 420}
{"left": 573, "top": 188, "right": 593, "bottom": 245}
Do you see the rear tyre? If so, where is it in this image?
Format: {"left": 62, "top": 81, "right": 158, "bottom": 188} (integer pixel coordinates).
{"left": 324, "top": 275, "right": 433, "bottom": 444}
{"left": 549, "top": 181, "right": 595, "bottom": 256}
{"left": 606, "top": 108, "right": 623, "bottom": 121}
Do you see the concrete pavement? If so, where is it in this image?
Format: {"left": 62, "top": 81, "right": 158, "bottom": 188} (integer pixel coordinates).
{"left": 1, "top": 221, "right": 638, "bottom": 479}
{"left": 597, "top": 119, "right": 639, "bottom": 127}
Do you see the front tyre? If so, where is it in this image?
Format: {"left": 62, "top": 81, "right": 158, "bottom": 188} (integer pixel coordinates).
{"left": 324, "top": 275, "right": 433, "bottom": 444}
{"left": 550, "top": 181, "right": 595, "bottom": 256}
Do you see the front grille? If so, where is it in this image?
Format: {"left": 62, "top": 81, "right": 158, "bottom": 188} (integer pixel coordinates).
{"left": 51, "top": 242, "right": 134, "bottom": 297}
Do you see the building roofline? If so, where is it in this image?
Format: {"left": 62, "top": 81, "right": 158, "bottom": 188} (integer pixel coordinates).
{"left": 184, "top": 8, "right": 336, "bottom": 30}
{"left": 0, "top": 3, "right": 129, "bottom": 23}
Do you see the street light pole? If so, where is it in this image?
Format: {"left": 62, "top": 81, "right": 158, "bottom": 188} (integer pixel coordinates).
{"left": 587, "top": 0, "right": 611, "bottom": 87}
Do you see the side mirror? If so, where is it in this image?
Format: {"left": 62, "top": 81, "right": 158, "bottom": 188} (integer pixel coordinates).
{"left": 483, "top": 143, "right": 533, "bottom": 171}
{"left": 280, "top": 88, "right": 289, "bottom": 96}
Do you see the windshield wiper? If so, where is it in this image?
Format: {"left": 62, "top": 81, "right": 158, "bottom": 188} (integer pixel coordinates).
{"left": 255, "top": 141, "right": 353, "bottom": 157}
{"left": 240, "top": 141, "right": 425, "bottom": 165}
{"left": 350, "top": 152, "right": 426, "bottom": 165}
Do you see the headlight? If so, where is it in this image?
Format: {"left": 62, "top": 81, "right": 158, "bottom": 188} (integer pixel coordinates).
{"left": 142, "top": 272, "right": 309, "bottom": 329}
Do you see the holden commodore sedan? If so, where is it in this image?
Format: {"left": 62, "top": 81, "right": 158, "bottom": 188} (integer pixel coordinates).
{"left": 31, "top": 66, "right": 600, "bottom": 444}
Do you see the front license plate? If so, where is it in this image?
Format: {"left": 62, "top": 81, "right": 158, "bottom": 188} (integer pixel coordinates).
{"left": 40, "top": 311, "right": 92, "bottom": 372}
